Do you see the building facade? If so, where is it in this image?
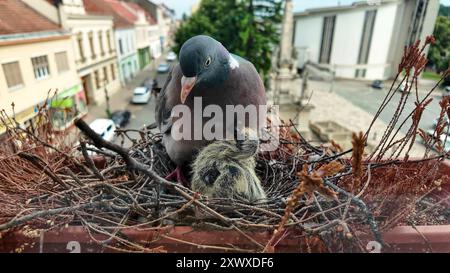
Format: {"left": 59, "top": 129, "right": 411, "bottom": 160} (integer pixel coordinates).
{"left": 115, "top": 28, "right": 139, "bottom": 83}
{"left": 293, "top": 0, "right": 440, "bottom": 80}
{"left": 0, "top": 0, "right": 86, "bottom": 134}
{"left": 84, "top": 0, "right": 139, "bottom": 85}
{"left": 124, "top": 2, "right": 158, "bottom": 70}
{"left": 123, "top": 0, "right": 176, "bottom": 54}
{"left": 28, "top": 0, "right": 122, "bottom": 106}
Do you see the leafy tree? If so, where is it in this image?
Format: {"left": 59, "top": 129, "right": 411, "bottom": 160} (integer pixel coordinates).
{"left": 428, "top": 16, "right": 450, "bottom": 73}
{"left": 439, "top": 4, "right": 450, "bottom": 18}
{"left": 173, "top": 0, "right": 282, "bottom": 82}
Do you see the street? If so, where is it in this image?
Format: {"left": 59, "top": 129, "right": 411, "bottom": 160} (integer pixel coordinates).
{"left": 84, "top": 55, "right": 172, "bottom": 147}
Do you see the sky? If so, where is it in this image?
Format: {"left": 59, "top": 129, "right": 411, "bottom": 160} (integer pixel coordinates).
{"left": 156, "top": 0, "right": 450, "bottom": 19}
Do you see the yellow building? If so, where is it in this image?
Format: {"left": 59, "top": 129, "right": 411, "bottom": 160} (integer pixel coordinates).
{"left": 26, "top": 0, "right": 122, "bottom": 106}
{"left": 0, "top": 0, "right": 86, "bottom": 134}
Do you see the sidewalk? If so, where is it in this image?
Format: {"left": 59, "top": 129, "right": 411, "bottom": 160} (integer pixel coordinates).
{"left": 83, "top": 52, "right": 168, "bottom": 123}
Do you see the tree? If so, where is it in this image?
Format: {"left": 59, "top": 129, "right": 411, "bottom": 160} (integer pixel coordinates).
{"left": 439, "top": 4, "right": 450, "bottom": 18}
{"left": 428, "top": 16, "right": 450, "bottom": 73}
{"left": 173, "top": 0, "right": 282, "bottom": 82}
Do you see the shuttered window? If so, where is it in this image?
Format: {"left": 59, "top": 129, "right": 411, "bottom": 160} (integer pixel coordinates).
{"left": 2, "top": 61, "right": 24, "bottom": 89}
{"left": 55, "top": 51, "right": 70, "bottom": 73}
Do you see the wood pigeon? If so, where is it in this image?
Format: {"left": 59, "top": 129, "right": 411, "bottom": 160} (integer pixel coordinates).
{"left": 155, "top": 35, "right": 267, "bottom": 184}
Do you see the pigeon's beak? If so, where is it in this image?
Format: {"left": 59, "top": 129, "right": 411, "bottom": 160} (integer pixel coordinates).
{"left": 181, "top": 76, "right": 197, "bottom": 104}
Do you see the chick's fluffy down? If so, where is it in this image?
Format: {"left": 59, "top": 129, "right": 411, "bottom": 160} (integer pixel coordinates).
{"left": 191, "top": 137, "right": 266, "bottom": 203}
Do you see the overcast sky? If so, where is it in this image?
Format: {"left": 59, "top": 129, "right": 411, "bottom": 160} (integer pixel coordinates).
{"left": 156, "top": 0, "right": 450, "bottom": 19}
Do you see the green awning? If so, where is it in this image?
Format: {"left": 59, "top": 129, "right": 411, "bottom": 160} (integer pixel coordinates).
{"left": 51, "top": 97, "right": 74, "bottom": 109}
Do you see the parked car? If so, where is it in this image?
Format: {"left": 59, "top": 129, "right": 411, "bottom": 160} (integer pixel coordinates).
{"left": 371, "top": 80, "right": 383, "bottom": 89}
{"left": 444, "top": 85, "right": 450, "bottom": 93}
{"left": 89, "top": 119, "right": 116, "bottom": 142}
{"left": 111, "top": 110, "right": 131, "bottom": 128}
{"left": 166, "top": 51, "right": 177, "bottom": 62}
{"left": 131, "top": 87, "right": 151, "bottom": 104}
{"left": 157, "top": 63, "right": 170, "bottom": 73}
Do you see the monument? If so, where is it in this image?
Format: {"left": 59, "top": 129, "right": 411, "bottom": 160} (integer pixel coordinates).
{"left": 269, "top": 0, "right": 303, "bottom": 105}
{"left": 268, "top": 0, "right": 314, "bottom": 139}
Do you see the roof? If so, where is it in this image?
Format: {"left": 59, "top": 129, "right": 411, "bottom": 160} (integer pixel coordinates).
{"left": 124, "top": 2, "right": 157, "bottom": 25}
{"left": 294, "top": 0, "right": 398, "bottom": 17}
{"left": 83, "top": 0, "right": 137, "bottom": 28}
{"left": 0, "top": 0, "right": 61, "bottom": 35}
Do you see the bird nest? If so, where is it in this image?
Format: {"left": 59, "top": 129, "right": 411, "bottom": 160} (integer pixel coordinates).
{"left": 0, "top": 38, "right": 449, "bottom": 253}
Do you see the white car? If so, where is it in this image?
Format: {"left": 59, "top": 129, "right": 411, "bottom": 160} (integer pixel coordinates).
{"left": 89, "top": 119, "right": 116, "bottom": 142}
{"left": 157, "top": 63, "right": 170, "bottom": 73}
{"left": 445, "top": 86, "right": 450, "bottom": 93}
{"left": 166, "top": 52, "right": 177, "bottom": 62}
{"left": 131, "top": 87, "right": 151, "bottom": 104}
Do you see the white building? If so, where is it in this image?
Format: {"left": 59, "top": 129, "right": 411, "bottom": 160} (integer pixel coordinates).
{"left": 114, "top": 28, "right": 139, "bottom": 83}
{"left": 84, "top": 0, "right": 140, "bottom": 85}
{"left": 293, "top": 0, "right": 440, "bottom": 80}
{"left": 123, "top": 0, "right": 176, "bottom": 53}
{"left": 123, "top": 2, "right": 160, "bottom": 69}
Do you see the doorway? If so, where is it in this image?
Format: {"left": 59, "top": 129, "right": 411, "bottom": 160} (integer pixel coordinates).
{"left": 81, "top": 74, "right": 93, "bottom": 105}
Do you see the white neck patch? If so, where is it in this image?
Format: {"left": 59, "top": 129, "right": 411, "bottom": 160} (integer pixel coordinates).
{"left": 229, "top": 54, "right": 240, "bottom": 70}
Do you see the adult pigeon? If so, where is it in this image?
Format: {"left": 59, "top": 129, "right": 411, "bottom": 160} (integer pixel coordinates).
{"left": 155, "top": 35, "right": 267, "bottom": 184}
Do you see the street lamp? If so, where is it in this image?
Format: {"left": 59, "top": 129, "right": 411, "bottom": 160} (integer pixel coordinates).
{"left": 103, "top": 78, "right": 112, "bottom": 118}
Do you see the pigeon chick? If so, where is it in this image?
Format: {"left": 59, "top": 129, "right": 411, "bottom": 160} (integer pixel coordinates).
{"left": 191, "top": 128, "right": 266, "bottom": 203}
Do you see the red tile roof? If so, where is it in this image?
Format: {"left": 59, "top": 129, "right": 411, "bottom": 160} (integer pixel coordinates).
{"left": 124, "top": 2, "right": 157, "bottom": 25}
{"left": 0, "top": 0, "right": 61, "bottom": 35}
{"left": 83, "top": 0, "right": 137, "bottom": 29}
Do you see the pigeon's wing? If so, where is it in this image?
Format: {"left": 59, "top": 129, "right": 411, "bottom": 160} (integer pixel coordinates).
{"left": 156, "top": 64, "right": 183, "bottom": 135}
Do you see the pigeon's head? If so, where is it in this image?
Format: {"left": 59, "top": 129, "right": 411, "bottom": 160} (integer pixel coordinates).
{"left": 179, "top": 35, "right": 231, "bottom": 103}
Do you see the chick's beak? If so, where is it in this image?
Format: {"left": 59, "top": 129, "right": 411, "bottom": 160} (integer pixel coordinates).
{"left": 181, "top": 76, "right": 197, "bottom": 104}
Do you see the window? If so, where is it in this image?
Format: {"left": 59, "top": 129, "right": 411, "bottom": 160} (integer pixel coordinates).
{"left": 119, "top": 39, "right": 124, "bottom": 55}
{"left": 2, "top": 61, "right": 24, "bottom": 89}
{"left": 94, "top": 70, "right": 100, "bottom": 89}
{"left": 99, "top": 31, "right": 105, "bottom": 56}
{"left": 31, "top": 55, "right": 50, "bottom": 80}
{"left": 319, "top": 15, "right": 336, "bottom": 64}
{"left": 77, "top": 33, "right": 85, "bottom": 62}
{"left": 111, "top": 63, "right": 116, "bottom": 80}
{"left": 89, "top": 32, "right": 96, "bottom": 59}
{"left": 356, "top": 10, "right": 377, "bottom": 78}
{"left": 103, "top": 66, "right": 108, "bottom": 83}
{"left": 106, "top": 31, "right": 112, "bottom": 53}
{"left": 55, "top": 51, "right": 70, "bottom": 73}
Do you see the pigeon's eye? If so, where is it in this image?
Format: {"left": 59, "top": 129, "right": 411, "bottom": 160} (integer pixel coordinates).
{"left": 205, "top": 57, "right": 212, "bottom": 67}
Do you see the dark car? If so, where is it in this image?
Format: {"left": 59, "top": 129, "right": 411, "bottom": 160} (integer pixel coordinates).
{"left": 371, "top": 80, "right": 383, "bottom": 89}
{"left": 141, "top": 78, "right": 154, "bottom": 89}
{"left": 111, "top": 110, "right": 131, "bottom": 128}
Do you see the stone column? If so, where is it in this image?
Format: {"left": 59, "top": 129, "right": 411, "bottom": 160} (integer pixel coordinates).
{"left": 279, "top": 0, "right": 294, "bottom": 72}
